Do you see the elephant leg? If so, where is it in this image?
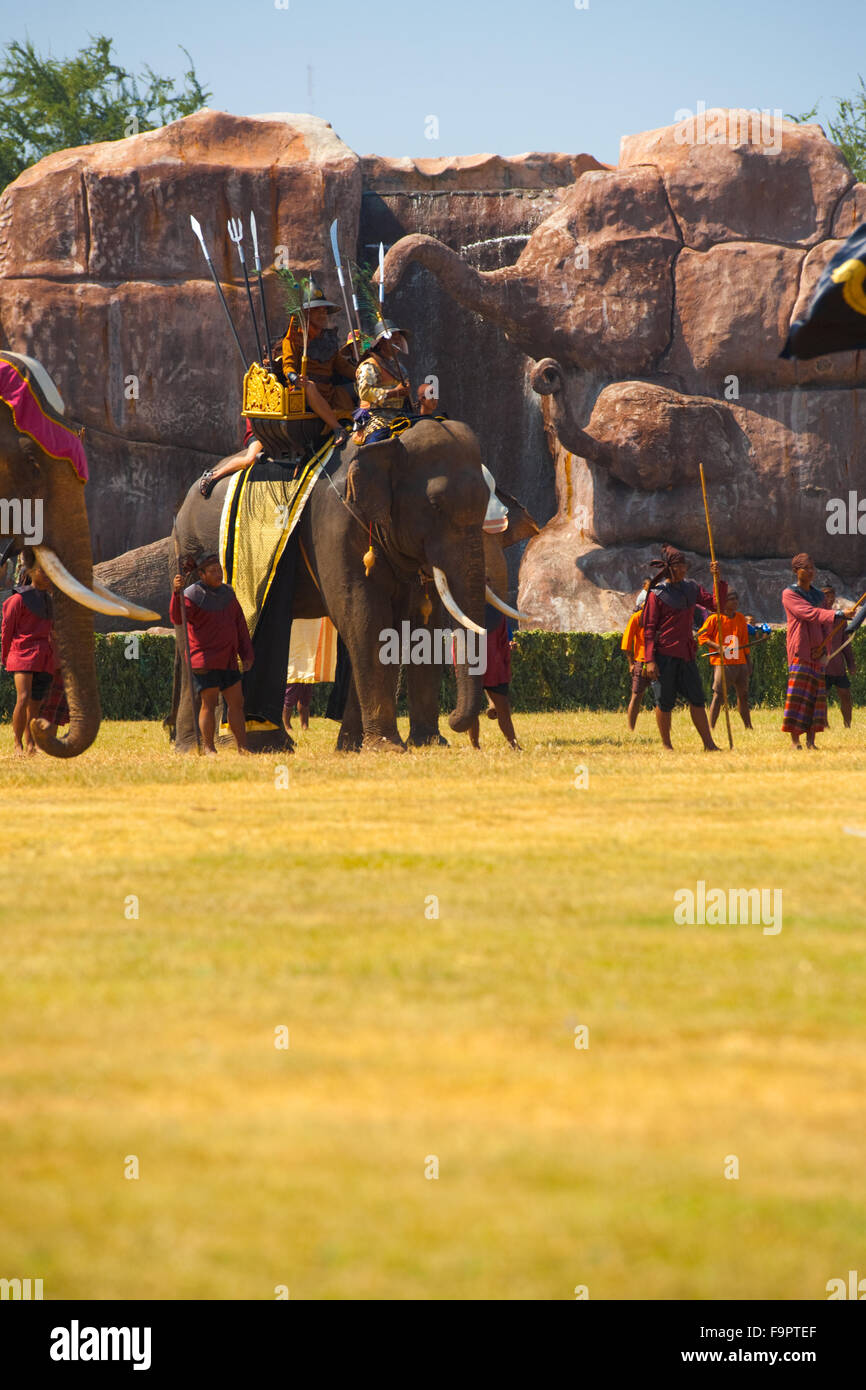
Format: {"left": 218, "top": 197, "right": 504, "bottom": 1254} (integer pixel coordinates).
{"left": 336, "top": 673, "right": 363, "bottom": 752}
{"left": 339, "top": 605, "right": 404, "bottom": 752}
{"left": 171, "top": 627, "right": 201, "bottom": 754}
{"left": 406, "top": 659, "right": 448, "bottom": 746}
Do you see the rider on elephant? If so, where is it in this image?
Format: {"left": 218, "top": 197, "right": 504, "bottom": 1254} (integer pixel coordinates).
{"left": 198, "top": 280, "right": 354, "bottom": 498}
{"left": 352, "top": 320, "right": 439, "bottom": 445}
{"left": 280, "top": 279, "right": 356, "bottom": 436}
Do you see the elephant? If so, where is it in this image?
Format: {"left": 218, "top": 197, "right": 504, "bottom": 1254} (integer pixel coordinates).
{"left": 0, "top": 352, "right": 158, "bottom": 757}
{"left": 169, "top": 418, "right": 533, "bottom": 753}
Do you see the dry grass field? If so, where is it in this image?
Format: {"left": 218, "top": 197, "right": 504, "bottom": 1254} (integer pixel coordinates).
{"left": 1, "top": 710, "right": 864, "bottom": 1300}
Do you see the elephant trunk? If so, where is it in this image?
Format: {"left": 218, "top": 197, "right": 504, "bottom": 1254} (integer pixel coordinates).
{"left": 382, "top": 234, "right": 531, "bottom": 347}
{"left": 529, "top": 357, "right": 611, "bottom": 466}
{"left": 32, "top": 492, "right": 101, "bottom": 758}
{"left": 430, "top": 534, "right": 486, "bottom": 734}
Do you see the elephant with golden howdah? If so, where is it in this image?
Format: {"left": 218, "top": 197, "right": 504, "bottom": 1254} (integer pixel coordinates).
{"left": 169, "top": 417, "right": 535, "bottom": 753}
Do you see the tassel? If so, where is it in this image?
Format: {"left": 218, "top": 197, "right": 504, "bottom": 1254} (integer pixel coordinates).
{"left": 420, "top": 589, "right": 432, "bottom": 623}
{"left": 363, "top": 522, "right": 375, "bottom": 576}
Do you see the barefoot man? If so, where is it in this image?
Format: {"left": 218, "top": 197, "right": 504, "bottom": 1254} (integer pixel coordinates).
{"left": 643, "top": 544, "right": 726, "bottom": 752}
{"left": 781, "top": 554, "right": 851, "bottom": 749}
{"left": 170, "top": 554, "right": 254, "bottom": 755}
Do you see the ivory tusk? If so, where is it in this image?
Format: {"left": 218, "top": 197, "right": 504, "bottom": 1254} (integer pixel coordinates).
{"left": 34, "top": 546, "right": 129, "bottom": 617}
{"left": 485, "top": 585, "right": 531, "bottom": 623}
{"left": 432, "top": 566, "right": 486, "bottom": 636}
{"left": 91, "top": 581, "right": 161, "bottom": 622}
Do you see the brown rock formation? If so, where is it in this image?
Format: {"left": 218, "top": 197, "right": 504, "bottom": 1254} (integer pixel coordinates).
{"left": 382, "top": 110, "right": 866, "bottom": 626}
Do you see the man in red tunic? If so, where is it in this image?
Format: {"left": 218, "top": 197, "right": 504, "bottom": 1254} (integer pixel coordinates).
{"left": 1, "top": 557, "right": 56, "bottom": 755}
{"left": 170, "top": 554, "right": 254, "bottom": 755}
{"left": 643, "top": 544, "right": 726, "bottom": 752}
{"left": 781, "top": 554, "right": 851, "bottom": 749}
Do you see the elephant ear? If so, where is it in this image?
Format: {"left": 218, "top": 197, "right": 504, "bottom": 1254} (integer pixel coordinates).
{"left": 345, "top": 437, "right": 407, "bottom": 526}
{"left": 495, "top": 487, "right": 539, "bottom": 548}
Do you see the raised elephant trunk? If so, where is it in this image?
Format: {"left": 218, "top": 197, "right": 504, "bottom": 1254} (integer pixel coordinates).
{"left": 382, "top": 234, "right": 535, "bottom": 350}
{"left": 31, "top": 494, "right": 101, "bottom": 758}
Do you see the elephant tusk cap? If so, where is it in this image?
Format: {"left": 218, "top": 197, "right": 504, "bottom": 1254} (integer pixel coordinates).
{"left": 485, "top": 585, "right": 531, "bottom": 624}
{"left": 34, "top": 545, "right": 135, "bottom": 618}
{"left": 432, "top": 566, "right": 486, "bottom": 636}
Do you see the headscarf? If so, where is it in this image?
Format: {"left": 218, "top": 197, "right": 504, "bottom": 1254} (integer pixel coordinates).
{"left": 650, "top": 544, "right": 686, "bottom": 584}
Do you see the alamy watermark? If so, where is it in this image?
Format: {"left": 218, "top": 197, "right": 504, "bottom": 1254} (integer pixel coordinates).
{"left": 674, "top": 880, "right": 782, "bottom": 935}
{"left": 379, "top": 621, "right": 486, "bottom": 677}
{"left": 0, "top": 497, "right": 43, "bottom": 545}
{"left": 826, "top": 491, "right": 866, "bottom": 535}
{"left": 673, "top": 102, "right": 783, "bottom": 155}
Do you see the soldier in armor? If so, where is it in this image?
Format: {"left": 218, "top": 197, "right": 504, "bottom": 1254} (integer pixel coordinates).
{"left": 352, "top": 321, "right": 439, "bottom": 444}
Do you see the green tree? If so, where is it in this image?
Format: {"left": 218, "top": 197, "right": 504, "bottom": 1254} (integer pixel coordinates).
{"left": 0, "top": 36, "right": 210, "bottom": 190}
{"left": 787, "top": 77, "right": 866, "bottom": 181}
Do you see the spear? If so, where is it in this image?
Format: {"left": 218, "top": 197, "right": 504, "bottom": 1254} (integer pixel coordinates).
{"left": 699, "top": 461, "right": 733, "bottom": 749}
{"left": 377, "top": 241, "right": 392, "bottom": 339}
{"left": 249, "top": 212, "right": 274, "bottom": 362}
{"left": 228, "top": 216, "right": 265, "bottom": 365}
{"left": 190, "top": 215, "right": 247, "bottom": 372}
{"left": 329, "top": 218, "right": 360, "bottom": 363}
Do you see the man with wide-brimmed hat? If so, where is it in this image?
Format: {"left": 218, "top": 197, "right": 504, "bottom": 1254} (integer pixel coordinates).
{"left": 352, "top": 319, "right": 439, "bottom": 444}
{"left": 280, "top": 277, "right": 356, "bottom": 434}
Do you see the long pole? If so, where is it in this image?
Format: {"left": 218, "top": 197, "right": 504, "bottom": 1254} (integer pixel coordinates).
{"left": 228, "top": 217, "right": 265, "bottom": 365}
{"left": 329, "top": 219, "right": 360, "bottom": 364}
{"left": 699, "top": 462, "right": 733, "bottom": 749}
{"left": 173, "top": 534, "right": 201, "bottom": 755}
{"left": 250, "top": 212, "right": 274, "bottom": 361}
{"left": 190, "top": 215, "right": 248, "bottom": 373}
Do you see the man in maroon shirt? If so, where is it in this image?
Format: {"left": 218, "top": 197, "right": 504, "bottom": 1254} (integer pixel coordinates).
{"left": 643, "top": 544, "right": 726, "bottom": 751}
{"left": 1, "top": 557, "right": 56, "bottom": 755}
{"left": 170, "top": 555, "right": 254, "bottom": 755}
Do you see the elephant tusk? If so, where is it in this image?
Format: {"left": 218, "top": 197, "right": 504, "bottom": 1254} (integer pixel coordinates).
{"left": 34, "top": 546, "right": 129, "bottom": 617}
{"left": 432, "top": 566, "right": 486, "bottom": 636}
{"left": 91, "top": 581, "right": 161, "bottom": 623}
{"left": 485, "top": 585, "right": 531, "bottom": 623}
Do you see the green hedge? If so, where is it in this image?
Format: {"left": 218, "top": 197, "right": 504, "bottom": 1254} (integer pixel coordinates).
{"left": 1, "top": 630, "right": 864, "bottom": 719}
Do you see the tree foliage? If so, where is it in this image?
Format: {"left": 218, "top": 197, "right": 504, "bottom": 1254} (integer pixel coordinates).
{"left": 0, "top": 35, "right": 210, "bottom": 190}
{"left": 787, "top": 77, "right": 866, "bottom": 182}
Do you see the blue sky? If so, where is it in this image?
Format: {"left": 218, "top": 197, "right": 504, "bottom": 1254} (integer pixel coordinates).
{"left": 0, "top": 0, "right": 862, "bottom": 164}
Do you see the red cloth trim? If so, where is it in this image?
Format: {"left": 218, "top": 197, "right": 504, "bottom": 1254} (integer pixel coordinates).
{"left": 0, "top": 358, "right": 88, "bottom": 482}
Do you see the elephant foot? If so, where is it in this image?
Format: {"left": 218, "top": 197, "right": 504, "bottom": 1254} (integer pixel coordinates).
{"left": 408, "top": 727, "right": 449, "bottom": 747}
{"left": 362, "top": 733, "right": 406, "bottom": 753}
{"left": 336, "top": 729, "right": 362, "bottom": 752}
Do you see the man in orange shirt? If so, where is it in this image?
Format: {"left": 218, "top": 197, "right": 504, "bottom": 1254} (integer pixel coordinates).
{"left": 698, "top": 589, "right": 753, "bottom": 730}
{"left": 621, "top": 582, "right": 655, "bottom": 729}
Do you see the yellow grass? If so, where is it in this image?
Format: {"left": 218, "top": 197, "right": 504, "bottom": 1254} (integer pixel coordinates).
{"left": 0, "top": 710, "right": 864, "bottom": 1300}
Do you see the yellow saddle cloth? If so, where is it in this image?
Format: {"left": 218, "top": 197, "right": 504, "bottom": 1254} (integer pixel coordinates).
{"left": 218, "top": 439, "right": 334, "bottom": 640}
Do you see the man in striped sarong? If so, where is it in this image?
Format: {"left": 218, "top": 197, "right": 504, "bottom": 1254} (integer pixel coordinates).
{"left": 781, "top": 554, "right": 851, "bottom": 748}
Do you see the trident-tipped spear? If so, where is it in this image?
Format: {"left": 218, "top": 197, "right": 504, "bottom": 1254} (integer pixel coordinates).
{"left": 227, "top": 216, "right": 265, "bottom": 365}
{"left": 329, "top": 218, "right": 361, "bottom": 363}
{"left": 190, "top": 216, "right": 247, "bottom": 372}
{"left": 249, "top": 212, "right": 274, "bottom": 362}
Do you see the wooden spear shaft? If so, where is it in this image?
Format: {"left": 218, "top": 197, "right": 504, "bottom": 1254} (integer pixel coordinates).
{"left": 699, "top": 462, "right": 733, "bottom": 750}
